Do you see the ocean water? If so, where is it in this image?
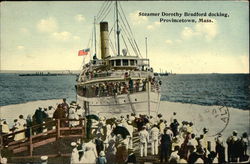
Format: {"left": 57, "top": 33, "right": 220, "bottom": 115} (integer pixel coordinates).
{"left": 0, "top": 73, "right": 249, "bottom": 110}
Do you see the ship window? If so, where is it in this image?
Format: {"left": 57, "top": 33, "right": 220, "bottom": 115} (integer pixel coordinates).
{"left": 130, "top": 60, "right": 135, "bottom": 66}
{"left": 124, "top": 100, "right": 126, "bottom": 102}
{"left": 123, "top": 59, "right": 128, "bottom": 66}
{"left": 111, "top": 60, "right": 114, "bottom": 66}
{"left": 116, "top": 60, "right": 121, "bottom": 66}
{"left": 135, "top": 98, "right": 137, "bottom": 101}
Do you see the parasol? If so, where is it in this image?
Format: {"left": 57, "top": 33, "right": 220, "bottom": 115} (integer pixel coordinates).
{"left": 86, "top": 114, "right": 99, "bottom": 121}
{"left": 112, "top": 126, "right": 130, "bottom": 139}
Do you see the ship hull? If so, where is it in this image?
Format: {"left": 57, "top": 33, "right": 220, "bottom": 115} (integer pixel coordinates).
{"left": 77, "top": 91, "right": 161, "bottom": 117}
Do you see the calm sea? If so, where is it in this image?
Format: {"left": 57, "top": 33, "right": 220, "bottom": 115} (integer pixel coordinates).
{"left": 0, "top": 73, "right": 249, "bottom": 110}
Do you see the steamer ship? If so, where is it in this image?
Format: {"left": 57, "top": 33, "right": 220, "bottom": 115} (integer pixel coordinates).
{"left": 76, "top": 1, "right": 161, "bottom": 117}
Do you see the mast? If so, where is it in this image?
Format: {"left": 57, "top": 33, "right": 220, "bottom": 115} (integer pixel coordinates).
{"left": 145, "top": 37, "right": 148, "bottom": 59}
{"left": 94, "top": 17, "right": 97, "bottom": 55}
{"left": 116, "top": 0, "right": 120, "bottom": 56}
{"left": 146, "top": 37, "right": 150, "bottom": 116}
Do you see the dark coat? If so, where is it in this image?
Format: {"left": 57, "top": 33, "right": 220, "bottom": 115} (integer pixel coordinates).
{"left": 126, "top": 153, "right": 136, "bottom": 163}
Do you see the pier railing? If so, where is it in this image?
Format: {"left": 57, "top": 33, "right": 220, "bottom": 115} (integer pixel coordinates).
{"left": 0, "top": 118, "right": 86, "bottom": 156}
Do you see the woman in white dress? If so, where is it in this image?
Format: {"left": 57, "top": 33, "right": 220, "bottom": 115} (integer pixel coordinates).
{"left": 13, "top": 119, "right": 25, "bottom": 141}
{"left": 80, "top": 139, "right": 98, "bottom": 163}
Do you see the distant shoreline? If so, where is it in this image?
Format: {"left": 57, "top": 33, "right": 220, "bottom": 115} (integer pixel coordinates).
{"left": 0, "top": 71, "right": 249, "bottom": 75}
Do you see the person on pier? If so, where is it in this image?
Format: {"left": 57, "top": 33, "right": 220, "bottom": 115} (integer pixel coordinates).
{"left": 215, "top": 133, "right": 225, "bottom": 164}
{"left": 139, "top": 126, "right": 149, "bottom": 157}
{"left": 160, "top": 128, "right": 172, "bottom": 163}
{"left": 150, "top": 124, "right": 160, "bottom": 155}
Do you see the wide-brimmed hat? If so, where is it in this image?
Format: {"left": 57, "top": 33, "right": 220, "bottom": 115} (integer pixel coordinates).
{"left": 71, "top": 142, "right": 77, "bottom": 147}
{"left": 100, "top": 151, "right": 105, "bottom": 156}
{"left": 41, "top": 156, "right": 48, "bottom": 161}
{"left": 0, "top": 157, "right": 7, "bottom": 164}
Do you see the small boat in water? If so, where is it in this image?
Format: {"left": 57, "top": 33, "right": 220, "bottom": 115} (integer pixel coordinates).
{"left": 76, "top": 1, "right": 161, "bottom": 117}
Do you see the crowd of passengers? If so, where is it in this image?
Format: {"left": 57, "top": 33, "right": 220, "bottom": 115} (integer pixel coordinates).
{"left": 78, "top": 76, "right": 161, "bottom": 97}
{"left": 80, "top": 63, "right": 154, "bottom": 82}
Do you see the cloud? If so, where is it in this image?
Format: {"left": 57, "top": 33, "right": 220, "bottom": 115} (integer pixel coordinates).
{"left": 20, "top": 28, "right": 29, "bottom": 34}
{"left": 181, "top": 18, "right": 218, "bottom": 41}
{"left": 17, "top": 45, "right": 25, "bottom": 50}
{"left": 195, "top": 19, "right": 218, "bottom": 40}
{"left": 73, "top": 36, "right": 80, "bottom": 40}
{"left": 181, "top": 27, "right": 195, "bottom": 39}
{"left": 51, "top": 31, "right": 72, "bottom": 41}
{"left": 147, "top": 21, "right": 161, "bottom": 30}
{"left": 75, "top": 14, "right": 85, "bottom": 22}
{"left": 165, "top": 40, "right": 173, "bottom": 45}
{"left": 130, "top": 10, "right": 148, "bottom": 25}
{"left": 37, "top": 17, "right": 58, "bottom": 33}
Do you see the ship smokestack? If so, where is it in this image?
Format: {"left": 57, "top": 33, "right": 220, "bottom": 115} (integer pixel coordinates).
{"left": 100, "top": 22, "right": 109, "bottom": 59}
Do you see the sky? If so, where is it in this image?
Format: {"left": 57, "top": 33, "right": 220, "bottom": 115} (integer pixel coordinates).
{"left": 0, "top": 1, "right": 249, "bottom": 73}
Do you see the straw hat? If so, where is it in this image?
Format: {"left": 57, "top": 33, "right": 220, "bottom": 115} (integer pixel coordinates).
{"left": 41, "top": 156, "right": 48, "bottom": 161}
{"left": 0, "top": 157, "right": 7, "bottom": 164}
{"left": 100, "top": 151, "right": 105, "bottom": 157}
{"left": 71, "top": 142, "right": 77, "bottom": 147}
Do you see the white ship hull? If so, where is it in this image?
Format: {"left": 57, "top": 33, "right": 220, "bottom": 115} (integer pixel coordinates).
{"left": 77, "top": 91, "right": 161, "bottom": 117}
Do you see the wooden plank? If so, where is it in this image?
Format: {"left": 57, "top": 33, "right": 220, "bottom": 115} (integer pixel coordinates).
{"left": 60, "top": 135, "right": 83, "bottom": 138}
{"left": 10, "top": 153, "right": 71, "bottom": 159}
{"left": 13, "top": 146, "right": 28, "bottom": 153}
{"left": 31, "top": 129, "right": 56, "bottom": 139}
{"left": 33, "top": 137, "right": 56, "bottom": 148}
{"left": 8, "top": 138, "right": 28, "bottom": 146}
{"left": 59, "top": 127, "right": 82, "bottom": 131}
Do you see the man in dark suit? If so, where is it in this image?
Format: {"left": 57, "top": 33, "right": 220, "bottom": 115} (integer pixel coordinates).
{"left": 160, "top": 128, "right": 171, "bottom": 163}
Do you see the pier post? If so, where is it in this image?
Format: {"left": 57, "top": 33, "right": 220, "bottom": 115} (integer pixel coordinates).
{"left": 56, "top": 119, "right": 61, "bottom": 139}
{"left": 29, "top": 128, "right": 33, "bottom": 156}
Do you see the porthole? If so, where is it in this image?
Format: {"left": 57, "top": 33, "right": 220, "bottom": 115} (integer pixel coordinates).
{"left": 135, "top": 99, "right": 137, "bottom": 101}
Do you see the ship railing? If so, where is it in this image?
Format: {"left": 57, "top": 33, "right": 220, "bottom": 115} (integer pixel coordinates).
{"left": 78, "top": 82, "right": 161, "bottom": 98}
{"left": 79, "top": 70, "right": 153, "bottom": 82}
{"left": 0, "top": 118, "right": 91, "bottom": 156}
